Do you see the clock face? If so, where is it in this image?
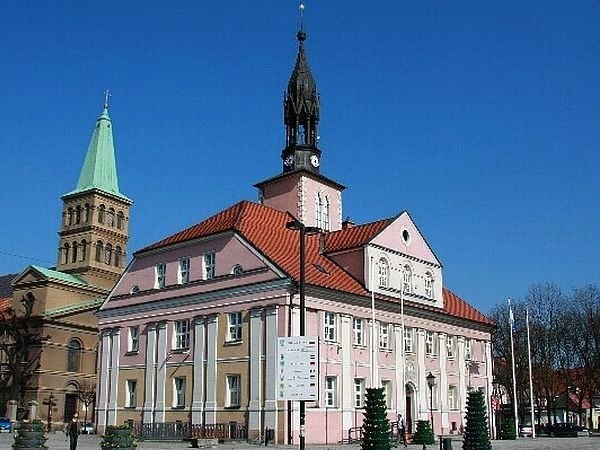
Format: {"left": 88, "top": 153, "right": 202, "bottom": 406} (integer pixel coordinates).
{"left": 284, "top": 155, "right": 294, "bottom": 167}
{"left": 310, "top": 155, "right": 320, "bottom": 167}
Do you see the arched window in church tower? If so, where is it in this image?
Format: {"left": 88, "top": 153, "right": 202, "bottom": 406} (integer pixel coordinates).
{"left": 117, "top": 211, "right": 124, "bottom": 229}
{"left": 378, "top": 258, "right": 389, "bottom": 288}
{"left": 75, "top": 205, "right": 81, "bottom": 224}
{"left": 323, "top": 195, "right": 330, "bottom": 231}
{"left": 95, "top": 241, "right": 103, "bottom": 262}
{"left": 98, "top": 205, "right": 105, "bottom": 224}
{"left": 67, "top": 339, "right": 82, "bottom": 372}
{"left": 115, "top": 246, "right": 122, "bottom": 267}
{"left": 107, "top": 208, "right": 115, "bottom": 227}
{"left": 81, "top": 239, "right": 87, "bottom": 261}
{"left": 84, "top": 204, "right": 90, "bottom": 222}
{"left": 67, "top": 208, "right": 73, "bottom": 226}
{"left": 71, "top": 241, "right": 78, "bottom": 263}
{"left": 63, "top": 243, "right": 70, "bottom": 264}
{"left": 105, "top": 244, "right": 113, "bottom": 265}
{"left": 403, "top": 265, "right": 412, "bottom": 294}
{"left": 316, "top": 193, "right": 323, "bottom": 229}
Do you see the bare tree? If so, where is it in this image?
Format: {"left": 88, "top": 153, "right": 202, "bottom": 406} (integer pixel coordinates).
{"left": 78, "top": 380, "right": 96, "bottom": 431}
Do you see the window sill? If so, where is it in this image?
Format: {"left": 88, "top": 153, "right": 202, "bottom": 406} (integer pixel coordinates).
{"left": 170, "top": 348, "right": 190, "bottom": 354}
{"left": 224, "top": 405, "right": 241, "bottom": 410}
{"left": 224, "top": 339, "right": 243, "bottom": 346}
{"left": 124, "top": 406, "right": 136, "bottom": 409}
{"left": 172, "top": 406, "right": 186, "bottom": 410}
{"left": 125, "top": 351, "right": 139, "bottom": 356}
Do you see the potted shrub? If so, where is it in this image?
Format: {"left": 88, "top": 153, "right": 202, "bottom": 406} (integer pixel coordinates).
{"left": 13, "top": 419, "right": 48, "bottom": 450}
{"left": 100, "top": 425, "right": 137, "bottom": 450}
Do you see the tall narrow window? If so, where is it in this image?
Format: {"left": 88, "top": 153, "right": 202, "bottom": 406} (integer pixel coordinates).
{"left": 67, "top": 339, "right": 81, "bottom": 372}
{"left": 378, "top": 258, "right": 389, "bottom": 288}
{"left": 226, "top": 374, "right": 241, "bottom": 408}
{"left": 63, "top": 243, "right": 70, "bottom": 264}
{"left": 173, "top": 320, "right": 190, "bottom": 349}
{"left": 425, "top": 330, "right": 435, "bottom": 355}
{"left": 104, "top": 243, "right": 112, "bottom": 265}
{"left": 465, "top": 339, "right": 472, "bottom": 361}
{"left": 128, "top": 326, "right": 139, "bottom": 353}
{"left": 447, "top": 335, "right": 455, "bottom": 358}
{"left": 381, "top": 380, "right": 392, "bottom": 408}
{"left": 67, "top": 208, "right": 73, "bottom": 226}
{"left": 325, "top": 376, "right": 337, "bottom": 407}
{"left": 156, "top": 263, "right": 166, "bottom": 289}
{"left": 117, "top": 211, "right": 124, "bottom": 229}
{"left": 204, "top": 252, "right": 216, "bottom": 280}
{"left": 84, "top": 204, "right": 90, "bottom": 222}
{"left": 126, "top": 380, "right": 137, "bottom": 407}
{"left": 404, "top": 327, "right": 413, "bottom": 353}
{"left": 315, "top": 193, "right": 323, "bottom": 230}
{"left": 448, "top": 385, "right": 458, "bottom": 410}
{"left": 178, "top": 257, "right": 190, "bottom": 284}
{"left": 403, "top": 265, "right": 412, "bottom": 294}
{"left": 173, "top": 377, "right": 186, "bottom": 407}
{"left": 379, "top": 323, "right": 389, "bottom": 349}
{"left": 354, "top": 378, "right": 365, "bottom": 408}
{"left": 75, "top": 205, "right": 81, "bottom": 224}
{"left": 227, "top": 312, "right": 243, "bottom": 342}
{"left": 98, "top": 205, "right": 105, "bottom": 223}
{"left": 353, "top": 318, "right": 363, "bottom": 345}
{"left": 71, "top": 241, "right": 78, "bottom": 263}
{"left": 80, "top": 240, "right": 87, "bottom": 261}
{"left": 95, "top": 241, "right": 103, "bottom": 262}
{"left": 114, "top": 246, "right": 122, "bottom": 267}
{"left": 107, "top": 208, "right": 115, "bottom": 227}
{"left": 323, "top": 196, "right": 330, "bottom": 231}
{"left": 324, "top": 311, "right": 337, "bottom": 342}
{"left": 424, "top": 272, "right": 434, "bottom": 299}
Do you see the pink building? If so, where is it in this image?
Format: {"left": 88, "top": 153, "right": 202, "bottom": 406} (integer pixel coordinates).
{"left": 96, "top": 23, "right": 494, "bottom": 444}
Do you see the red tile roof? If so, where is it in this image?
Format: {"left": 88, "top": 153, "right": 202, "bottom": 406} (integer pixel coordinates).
{"left": 138, "top": 200, "right": 493, "bottom": 326}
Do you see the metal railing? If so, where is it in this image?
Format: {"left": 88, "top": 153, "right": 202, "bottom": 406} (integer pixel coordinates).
{"left": 129, "top": 421, "right": 247, "bottom": 441}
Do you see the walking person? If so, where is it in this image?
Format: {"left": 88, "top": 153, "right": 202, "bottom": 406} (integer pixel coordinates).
{"left": 396, "top": 413, "right": 407, "bottom": 447}
{"left": 64, "top": 413, "right": 80, "bottom": 450}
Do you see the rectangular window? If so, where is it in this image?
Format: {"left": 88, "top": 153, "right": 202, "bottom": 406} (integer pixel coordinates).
{"left": 126, "top": 379, "right": 137, "bottom": 408}
{"left": 155, "top": 263, "right": 166, "bottom": 289}
{"left": 447, "top": 335, "right": 455, "bottom": 359}
{"left": 353, "top": 318, "right": 363, "bottom": 346}
{"left": 178, "top": 257, "right": 190, "bottom": 284}
{"left": 448, "top": 385, "right": 458, "bottom": 410}
{"left": 404, "top": 327, "right": 413, "bottom": 353}
{"left": 228, "top": 312, "right": 243, "bottom": 342}
{"left": 173, "top": 320, "right": 190, "bottom": 350}
{"left": 128, "top": 326, "right": 139, "bottom": 353}
{"left": 381, "top": 379, "right": 392, "bottom": 409}
{"left": 465, "top": 339, "right": 472, "bottom": 360}
{"left": 324, "top": 312, "right": 337, "bottom": 342}
{"left": 425, "top": 330, "right": 435, "bottom": 355}
{"left": 379, "top": 323, "right": 389, "bottom": 350}
{"left": 226, "top": 374, "right": 241, "bottom": 407}
{"left": 354, "top": 378, "right": 365, "bottom": 408}
{"left": 204, "top": 252, "right": 216, "bottom": 280}
{"left": 325, "top": 376, "right": 337, "bottom": 407}
{"left": 173, "top": 377, "right": 186, "bottom": 407}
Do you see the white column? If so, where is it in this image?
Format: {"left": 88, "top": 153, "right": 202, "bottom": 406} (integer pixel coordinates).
{"left": 155, "top": 321, "right": 168, "bottom": 422}
{"left": 191, "top": 317, "right": 206, "bottom": 424}
{"left": 438, "top": 333, "right": 448, "bottom": 433}
{"left": 485, "top": 341, "right": 494, "bottom": 439}
{"left": 457, "top": 336, "right": 467, "bottom": 420}
{"left": 143, "top": 322, "right": 157, "bottom": 424}
{"left": 264, "top": 306, "right": 279, "bottom": 436}
{"left": 393, "top": 324, "right": 404, "bottom": 415}
{"left": 340, "top": 314, "right": 353, "bottom": 431}
{"left": 369, "top": 319, "right": 379, "bottom": 387}
{"left": 97, "top": 329, "right": 112, "bottom": 429}
{"left": 248, "top": 308, "right": 264, "bottom": 434}
{"left": 204, "top": 314, "right": 219, "bottom": 424}
{"left": 417, "top": 329, "right": 427, "bottom": 421}
{"left": 107, "top": 328, "right": 121, "bottom": 425}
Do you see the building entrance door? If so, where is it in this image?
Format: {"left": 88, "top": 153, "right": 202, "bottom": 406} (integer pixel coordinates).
{"left": 64, "top": 394, "right": 77, "bottom": 422}
{"left": 405, "top": 385, "right": 414, "bottom": 433}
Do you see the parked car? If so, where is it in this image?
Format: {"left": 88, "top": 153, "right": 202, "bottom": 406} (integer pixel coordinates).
{"left": 519, "top": 425, "right": 533, "bottom": 437}
{"left": 546, "top": 423, "right": 581, "bottom": 437}
{"left": 80, "top": 422, "right": 95, "bottom": 434}
{"left": 0, "top": 416, "right": 11, "bottom": 432}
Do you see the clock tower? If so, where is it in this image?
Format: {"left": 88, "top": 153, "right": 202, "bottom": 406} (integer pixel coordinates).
{"left": 256, "top": 17, "right": 345, "bottom": 231}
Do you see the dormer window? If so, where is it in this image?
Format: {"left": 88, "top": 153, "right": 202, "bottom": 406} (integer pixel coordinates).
{"left": 378, "top": 258, "right": 389, "bottom": 288}
{"left": 425, "top": 272, "right": 434, "bottom": 299}
{"left": 402, "top": 265, "right": 412, "bottom": 294}
{"left": 204, "top": 252, "right": 216, "bottom": 279}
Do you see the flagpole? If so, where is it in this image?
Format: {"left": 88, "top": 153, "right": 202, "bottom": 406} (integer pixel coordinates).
{"left": 370, "top": 256, "right": 377, "bottom": 387}
{"left": 526, "top": 307, "right": 536, "bottom": 438}
{"left": 508, "top": 298, "right": 519, "bottom": 438}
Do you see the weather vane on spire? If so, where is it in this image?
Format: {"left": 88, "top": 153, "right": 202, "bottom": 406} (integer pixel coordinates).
{"left": 104, "top": 89, "right": 111, "bottom": 109}
{"left": 297, "top": 3, "right": 307, "bottom": 42}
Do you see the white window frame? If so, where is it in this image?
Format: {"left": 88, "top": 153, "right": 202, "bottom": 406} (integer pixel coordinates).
{"left": 353, "top": 318, "right": 364, "bottom": 346}
{"left": 226, "top": 374, "right": 241, "bottom": 408}
{"left": 126, "top": 379, "right": 137, "bottom": 408}
{"left": 155, "top": 263, "right": 166, "bottom": 289}
{"left": 448, "top": 385, "right": 458, "bottom": 410}
{"left": 447, "top": 335, "right": 455, "bottom": 359}
{"left": 465, "top": 338, "right": 472, "bottom": 361}
{"left": 227, "top": 312, "right": 243, "bottom": 342}
{"left": 404, "top": 327, "right": 413, "bottom": 353}
{"left": 354, "top": 378, "right": 365, "bottom": 408}
{"left": 324, "top": 311, "right": 337, "bottom": 342}
{"left": 128, "top": 326, "right": 139, "bottom": 353}
{"left": 425, "top": 330, "right": 435, "bottom": 355}
{"left": 325, "top": 376, "right": 337, "bottom": 408}
{"left": 403, "top": 265, "right": 412, "bottom": 294}
{"left": 173, "top": 320, "right": 190, "bottom": 350}
{"left": 173, "top": 377, "right": 186, "bottom": 408}
{"left": 379, "top": 323, "right": 389, "bottom": 350}
{"left": 204, "top": 251, "right": 216, "bottom": 280}
{"left": 424, "top": 273, "right": 433, "bottom": 299}
{"left": 378, "top": 258, "right": 389, "bottom": 288}
{"left": 178, "top": 257, "right": 190, "bottom": 284}
{"left": 381, "top": 379, "right": 392, "bottom": 409}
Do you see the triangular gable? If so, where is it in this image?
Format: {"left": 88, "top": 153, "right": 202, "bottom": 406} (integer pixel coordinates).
{"left": 12, "top": 265, "right": 89, "bottom": 287}
{"left": 370, "top": 211, "right": 441, "bottom": 266}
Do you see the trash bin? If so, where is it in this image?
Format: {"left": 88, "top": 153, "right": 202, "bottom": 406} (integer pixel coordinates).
{"left": 439, "top": 437, "right": 452, "bottom": 450}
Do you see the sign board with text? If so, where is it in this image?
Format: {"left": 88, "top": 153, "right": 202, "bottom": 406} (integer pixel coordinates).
{"left": 277, "top": 336, "right": 319, "bottom": 401}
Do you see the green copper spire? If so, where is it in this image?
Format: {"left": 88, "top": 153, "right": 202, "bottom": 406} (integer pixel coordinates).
{"left": 66, "top": 93, "right": 129, "bottom": 201}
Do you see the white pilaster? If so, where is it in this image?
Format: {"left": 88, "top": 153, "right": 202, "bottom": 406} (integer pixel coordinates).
{"left": 248, "top": 308, "right": 264, "bottom": 434}
{"left": 191, "top": 317, "right": 206, "bottom": 424}
{"left": 393, "top": 324, "right": 404, "bottom": 415}
{"left": 369, "top": 319, "right": 379, "bottom": 387}
{"left": 204, "top": 314, "right": 219, "bottom": 424}
{"left": 457, "top": 336, "right": 467, "bottom": 419}
{"left": 264, "top": 306, "right": 279, "bottom": 438}
{"left": 143, "top": 322, "right": 157, "bottom": 424}
{"left": 417, "top": 329, "right": 427, "bottom": 421}
{"left": 97, "top": 329, "right": 112, "bottom": 429}
{"left": 340, "top": 314, "right": 353, "bottom": 430}
{"left": 155, "top": 321, "right": 168, "bottom": 422}
{"left": 438, "top": 333, "right": 448, "bottom": 432}
{"left": 107, "top": 328, "right": 121, "bottom": 425}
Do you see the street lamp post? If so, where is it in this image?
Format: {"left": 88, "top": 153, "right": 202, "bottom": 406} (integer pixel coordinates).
{"left": 45, "top": 392, "right": 56, "bottom": 432}
{"left": 491, "top": 379, "right": 501, "bottom": 439}
{"left": 426, "top": 372, "right": 436, "bottom": 433}
{"left": 286, "top": 219, "right": 321, "bottom": 450}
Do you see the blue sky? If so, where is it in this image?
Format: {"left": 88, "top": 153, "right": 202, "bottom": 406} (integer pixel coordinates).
{"left": 1, "top": 1, "right": 599, "bottom": 314}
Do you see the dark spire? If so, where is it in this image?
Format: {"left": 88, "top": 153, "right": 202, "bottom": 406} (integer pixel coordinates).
{"left": 281, "top": 4, "right": 321, "bottom": 174}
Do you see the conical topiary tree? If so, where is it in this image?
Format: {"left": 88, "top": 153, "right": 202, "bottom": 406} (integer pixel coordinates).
{"left": 411, "top": 420, "right": 435, "bottom": 445}
{"left": 361, "top": 387, "right": 391, "bottom": 450}
{"left": 462, "top": 390, "right": 491, "bottom": 450}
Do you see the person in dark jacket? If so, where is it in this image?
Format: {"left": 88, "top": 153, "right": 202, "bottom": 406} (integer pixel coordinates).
{"left": 64, "top": 413, "right": 80, "bottom": 450}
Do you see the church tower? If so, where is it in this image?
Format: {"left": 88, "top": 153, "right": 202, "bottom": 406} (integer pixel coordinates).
{"left": 256, "top": 17, "right": 345, "bottom": 231}
{"left": 57, "top": 95, "right": 133, "bottom": 289}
